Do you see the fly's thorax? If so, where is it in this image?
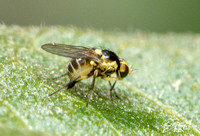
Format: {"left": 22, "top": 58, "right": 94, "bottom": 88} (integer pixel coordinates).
{"left": 99, "top": 60, "right": 118, "bottom": 72}
{"left": 67, "top": 58, "right": 93, "bottom": 80}
{"left": 92, "top": 49, "right": 120, "bottom": 78}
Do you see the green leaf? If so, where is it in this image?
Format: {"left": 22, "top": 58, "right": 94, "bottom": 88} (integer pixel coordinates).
{"left": 0, "top": 25, "right": 200, "bottom": 135}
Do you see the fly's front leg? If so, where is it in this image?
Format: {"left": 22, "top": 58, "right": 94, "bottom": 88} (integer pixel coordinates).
{"left": 86, "top": 70, "right": 98, "bottom": 107}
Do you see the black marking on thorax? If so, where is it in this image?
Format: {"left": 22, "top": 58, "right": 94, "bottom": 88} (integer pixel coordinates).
{"left": 102, "top": 50, "right": 118, "bottom": 60}
{"left": 102, "top": 49, "right": 120, "bottom": 70}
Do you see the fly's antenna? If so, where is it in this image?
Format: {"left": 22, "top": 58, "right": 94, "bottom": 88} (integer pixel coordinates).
{"left": 132, "top": 68, "right": 138, "bottom": 73}
{"left": 129, "top": 65, "right": 138, "bottom": 74}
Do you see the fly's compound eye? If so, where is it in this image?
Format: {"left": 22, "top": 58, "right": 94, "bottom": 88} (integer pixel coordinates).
{"left": 119, "top": 63, "right": 129, "bottom": 78}
{"left": 118, "top": 59, "right": 131, "bottom": 79}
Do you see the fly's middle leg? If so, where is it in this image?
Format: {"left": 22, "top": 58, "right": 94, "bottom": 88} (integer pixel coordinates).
{"left": 86, "top": 70, "right": 98, "bottom": 107}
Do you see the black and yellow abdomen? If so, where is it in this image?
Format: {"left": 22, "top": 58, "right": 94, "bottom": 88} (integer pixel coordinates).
{"left": 67, "top": 58, "right": 93, "bottom": 81}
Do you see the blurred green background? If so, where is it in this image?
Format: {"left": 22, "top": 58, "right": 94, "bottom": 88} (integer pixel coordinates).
{"left": 0, "top": 0, "right": 200, "bottom": 33}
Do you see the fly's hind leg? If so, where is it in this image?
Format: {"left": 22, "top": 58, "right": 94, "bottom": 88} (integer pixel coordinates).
{"left": 109, "top": 80, "right": 117, "bottom": 108}
{"left": 49, "top": 75, "right": 80, "bottom": 96}
{"left": 52, "top": 72, "right": 68, "bottom": 80}
{"left": 86, "top": 70, "right": 98, "bottom": 107}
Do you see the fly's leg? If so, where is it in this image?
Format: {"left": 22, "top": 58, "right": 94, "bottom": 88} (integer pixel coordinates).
{"left": 109, "top": 80, "right": 117, "bottom": 108}
{"left": 109, "top": 80, "right": 121, "bottom": 100}
{"left": 49, "top": 75, "right": 80, "bottom": 96}
{"left": 86, "top": 70, "right": 98, "bottom": 107}
{"left": 109, "top": 81, "right": 112, "bottom": 87}
{"left": 52, "top": 72, "right": 68, "bottom": 80}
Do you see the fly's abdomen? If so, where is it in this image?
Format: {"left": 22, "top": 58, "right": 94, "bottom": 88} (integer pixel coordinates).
{"left": 67, "top": 58, "right": 93, "bottom": 80}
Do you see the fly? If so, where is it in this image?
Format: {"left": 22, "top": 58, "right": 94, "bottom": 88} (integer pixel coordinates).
{"left": 41, "top": 42, "right": 131, "bottom": 107}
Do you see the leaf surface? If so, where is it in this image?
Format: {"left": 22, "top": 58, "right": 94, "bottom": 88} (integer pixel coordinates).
{"left": 0, "top": 25, "right": 200, "bottom": 135}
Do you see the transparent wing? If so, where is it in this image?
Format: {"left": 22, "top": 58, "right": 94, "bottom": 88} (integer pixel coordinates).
{"left": 41, "top": 43, "right": 102, "bottom": 62}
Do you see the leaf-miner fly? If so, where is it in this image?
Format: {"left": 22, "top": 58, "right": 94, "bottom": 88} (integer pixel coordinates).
{"left": 41, "top": 42, "right": 131, "bottom": 107}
